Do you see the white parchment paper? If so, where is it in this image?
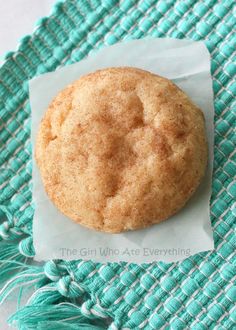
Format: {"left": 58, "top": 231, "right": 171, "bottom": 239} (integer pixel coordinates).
{"left": 30, "top": 38, "right": 214, "bottom": 263}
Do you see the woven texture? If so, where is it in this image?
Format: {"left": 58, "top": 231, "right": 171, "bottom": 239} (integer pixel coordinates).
{"left": 0, "top": 0, "right": 236, "bottom": 329}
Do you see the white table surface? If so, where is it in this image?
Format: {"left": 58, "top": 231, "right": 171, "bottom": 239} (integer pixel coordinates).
{"left": 0, "top": 0, "right": 55, "bottom": 61}
{"left": 0, "top": 2, "right": 55, "bottom": 328}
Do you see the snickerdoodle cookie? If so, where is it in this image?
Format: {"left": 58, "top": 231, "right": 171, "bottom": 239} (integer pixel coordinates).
{"left": 35, "top": 67, "right": 207, "bottom": 233}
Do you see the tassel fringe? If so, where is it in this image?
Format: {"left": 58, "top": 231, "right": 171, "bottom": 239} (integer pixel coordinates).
{"left": 9, "top": 304, "right": 108, "bottom": 330}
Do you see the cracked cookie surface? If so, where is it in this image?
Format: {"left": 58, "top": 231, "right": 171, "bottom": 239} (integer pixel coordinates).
{"left": 35, "top": 67, "right": 207, "bottom": 233}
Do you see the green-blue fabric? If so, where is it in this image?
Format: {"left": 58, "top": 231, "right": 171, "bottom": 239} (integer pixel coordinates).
{"left": 0, "top": 0, "right": 235, "bottom": 329}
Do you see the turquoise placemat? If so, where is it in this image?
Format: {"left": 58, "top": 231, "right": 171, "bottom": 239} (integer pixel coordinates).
{"left": 0, "top": 0, "right": 235, "bottom": 329}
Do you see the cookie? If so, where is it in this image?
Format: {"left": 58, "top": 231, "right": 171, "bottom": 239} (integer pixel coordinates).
{"left": 35, "top": 67, "right": 208, "bottom": 233}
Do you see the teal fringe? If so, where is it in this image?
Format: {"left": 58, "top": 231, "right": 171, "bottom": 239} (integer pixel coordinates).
{"left": 38, "top": 322, "right": 105, "bottom": 330}
{"left": 0, "top": 252, "right": 110, "bottom": 329}
{"left": 0, "top": 264, "right": 44, "bottom": 304}
{"left": 27, "top": 282, "right": 63, "bottom": 305}
{"left": 8, "top": 304, "right": 108, "bottom": 330}
{"left": 0, "top": 241, "right": 27, "bottom": 286}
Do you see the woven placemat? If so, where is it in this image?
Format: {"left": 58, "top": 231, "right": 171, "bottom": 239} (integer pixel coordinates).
{"left": 0, "top": 0, "right": 235, "bottom": 329}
